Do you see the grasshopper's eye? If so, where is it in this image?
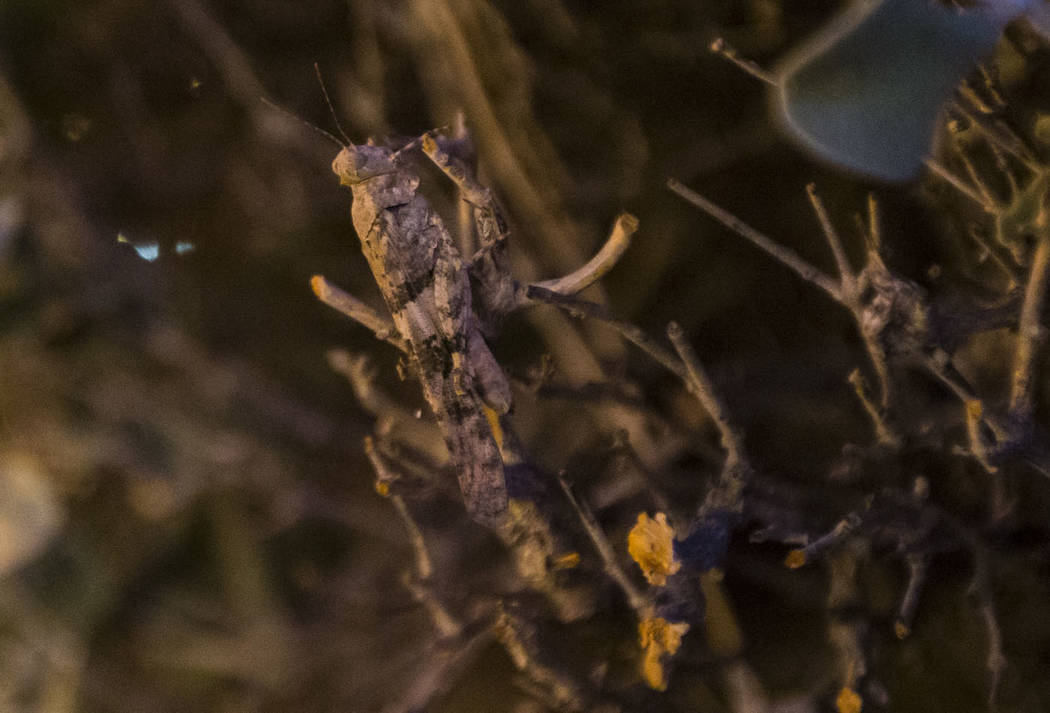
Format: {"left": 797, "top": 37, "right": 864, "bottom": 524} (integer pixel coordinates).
{"left": 775, "top": 0, "right": 1009, "bottom": 181}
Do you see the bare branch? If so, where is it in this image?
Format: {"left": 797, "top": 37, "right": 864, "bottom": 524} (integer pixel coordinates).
{"left": 848, "top": 369, "right": 900, "bottom": 448}
{"left": 826, "top": 544, "right": 868, "bottom": 713}
{"left": 970, "top": 545, "right": 1006, "bottom": 707}
{"left": 524, "top": 286, "right": 688, "bottom": 382}
{"left": 965, "top": 400, "right": 1000, "bottom": 474}
{"left": 380, "top": 627, "right": 494, "bottom": 713}
{"left": 494, "top": 605, "right": 587, "bottom": 711}
{"left": 968, "top": 225, "right": 1022, "bottom": 287}
{"left": 364, "top": 437, "right": 463, "bottom": 640}
{"left": 806, "top": 184, "right": 855, "bottom": 292}
{"left": 954, "top": 139, "right": 1001, "bottom": 211}
{"left": 327, "top": 351, "right": 404, "bottom": 417}
{"left": 894, "top": 553, "right": 928, "bottom": 639}
{"left": 866, "top": 193, "right": 881, "bottom": 252}
{"left": 531, "top": 213, "right": 639, "bottom": 296}
{"left": 311, "top": 275, "right": 406, "bottom": 351}
{"left": 950, "top": 103, "right": 1040, "bottom": 171}
{"left": 557, "top": 474, "right": 649, "bottom": 614}
{"left": 925, "top": 159, "right": 994, "bottom": 210}
{"left": 667, "top": 322, "right": 746, "bottom": 466}
{"left": 708, "top": 37, "right": 776, "bottom": 85}
{"left": 784, "top": 513, "right": 862, "bottom": 569}
{"left": 668, "top": 179, "right": 843, "bottom": 302}
{"left": 1009, "top": 231, "right": 1050, "bottom": 420}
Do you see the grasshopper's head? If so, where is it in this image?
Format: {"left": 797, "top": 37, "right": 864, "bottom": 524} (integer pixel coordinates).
{"left": 331, "top": 144, "right": 397, "bottom": 186}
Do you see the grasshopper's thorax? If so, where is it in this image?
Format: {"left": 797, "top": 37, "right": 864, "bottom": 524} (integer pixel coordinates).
{"left": 333, "top": 144, "right": 420, "bottom": 210}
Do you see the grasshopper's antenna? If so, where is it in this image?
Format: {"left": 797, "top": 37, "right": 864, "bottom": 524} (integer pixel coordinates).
{"left": 314, "top": 62, "right": 352, "bottom": 146}
{"left": 260, "top": 97, "right": 346, "bottom": 149}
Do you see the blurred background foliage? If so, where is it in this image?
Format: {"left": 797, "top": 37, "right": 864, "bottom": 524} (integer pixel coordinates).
{"left": 1, "top": 1, "right": 1050, "bottom": 712}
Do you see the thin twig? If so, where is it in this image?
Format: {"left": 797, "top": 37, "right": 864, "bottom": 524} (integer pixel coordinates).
{"left": 311, "top": 275, "right": 406, "bottom": 351}
{"left": 666, "top": 322, "right": 746, "bottom": 465}
{"left": 924, "top": 355, "right": 1010, "bottom": 444}
{"left": 557, "top": 474, "right": 649, "bottom": 614}
{"left": 806, "top": 184, "right": 855, "bottom": 292}
{"left": 965, "top": 400, "right": 1000, "bottom": 474}
{"left": 848, "top": 369, "right": 899, "bottom": 448}
{"left": 987, "top": 141, "right": 1016, "bottom": 196}
{"left": 954, "top": 140, "right": 1000, "bottom": 211}
{"left": 390, "top": 495, "right": 434, "bottom": 581}
{"left": 327, "top": 351, "right": 406, "bottom": 418}
{"left": 672, "top": 178, "right": 902, "bottom": 419}
{"left": 925, "top": 159, "right": 994, "bottom": 210}
{"left": 784, "top": 512, "right": 863, "bottom": 569}
{"left": 450, "top": 112, "right": 478, "bottom": 257}
{"left": 894, "top": 553, "right": 928, "bottom": 639}
{"left": 364, "top": 437, "right": 463, "bottom": 640}
{"left": 380, "top": 626, "right": 494, "bottom": 713}
{"left": 959, "top": 81, "right": 996, "bottom": 116}
{"left": 826, "top": 543, "right": 868, "bottom": 713}
{"left": 493, "top": 606, "right": 587, "bottom": 711}
{"left": 328, "top": 351, "right": 447, "bottom": 463}
{"left": 866, "top": 193, "right": 882, "bottom": 252}
{"left": 401, "top": 571, "right": 463, "bottom": 641}
{"left": 858, "top": 196, "right": 899, "bottom": 409}
{"left": 975, "top": 63, "right": 1007, "bottom": 110}
{"left": 524, "top": 285, "right": 688, "bottom": 382}
{"left": 968, "top": 225, "right": 1022, "bottom": 287}
{"left": 970, "top": 545, "right": 1006, "bottom": 707}
{"left": 722, "top": 661, "right": 772, "bottom": 713}
{"left": 708, "top": 37, "right": 776, "bottom": 85}
{"left": 1008, "top": 231, "right": 1050, "bottom": 420}
{"left": 951, "top": 103, "right": 1040, "bottom": 170}
{"left": 668, "top": 178, "right": 843, "bottom": 302}
{"left": 531, "top": 213, "right": 639, "bottom": 296}
{"left": 858, "top": 328, "right": 894, "bottom": 411}
{"left": 854, "top": 199, "right": 898, "bottom": 410}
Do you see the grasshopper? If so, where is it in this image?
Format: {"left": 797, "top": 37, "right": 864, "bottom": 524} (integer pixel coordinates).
{"left": 328, "top": 135, "right": 515, "bottom": 527}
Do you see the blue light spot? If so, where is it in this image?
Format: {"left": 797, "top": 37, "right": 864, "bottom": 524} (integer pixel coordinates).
{"left": 132, "top": 243, "right": 160, "bottom": 262}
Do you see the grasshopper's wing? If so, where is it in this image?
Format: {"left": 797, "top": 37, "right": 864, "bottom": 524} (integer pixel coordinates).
{"left": 379, "top": 201, "right": 511, "bottom": 525}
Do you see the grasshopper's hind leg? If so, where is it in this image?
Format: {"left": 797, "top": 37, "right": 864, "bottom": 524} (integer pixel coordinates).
{"left": 420, "top": 131, "right": 519, "bottom": 328}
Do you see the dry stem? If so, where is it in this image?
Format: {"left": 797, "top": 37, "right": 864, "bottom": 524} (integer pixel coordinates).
{"left": 531, "top": 213, "right": 639, "bottom": 296}
{"left": 708, "top": 37, "right": 776, "bottom": 85}
{"left": 311, "top": 275, "right": 405, "bottom": 350}
{"left": 925, "top": 159, "right": 996, "bottom": 211}
{"left": 667, "top": 179, "right": 842, "bottom": 301}
{"left": 1008, "top": 231, "right": 1050, "bottom": 420}
{"left": 806, "top": 184, "right": 855, "bottom": 293}
{"left": 667, "top": 322, "right": 746, "bottom": 466}
{"left": 557, "top": 474, "right": 648, "bottom": 614}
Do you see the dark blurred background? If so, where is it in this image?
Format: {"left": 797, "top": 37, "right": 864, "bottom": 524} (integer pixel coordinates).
{"left": 2, "top": 1, "right": 1050, "bottom": 711}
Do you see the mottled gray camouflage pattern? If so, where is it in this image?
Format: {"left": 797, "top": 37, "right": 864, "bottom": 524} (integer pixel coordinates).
{"left": 333, "top": 141, "right": 512, "bottom": 526}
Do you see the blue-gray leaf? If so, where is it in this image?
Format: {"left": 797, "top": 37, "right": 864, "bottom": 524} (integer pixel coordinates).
{"left": 775, "top": 0, "right": 1008, "bottom": 181}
